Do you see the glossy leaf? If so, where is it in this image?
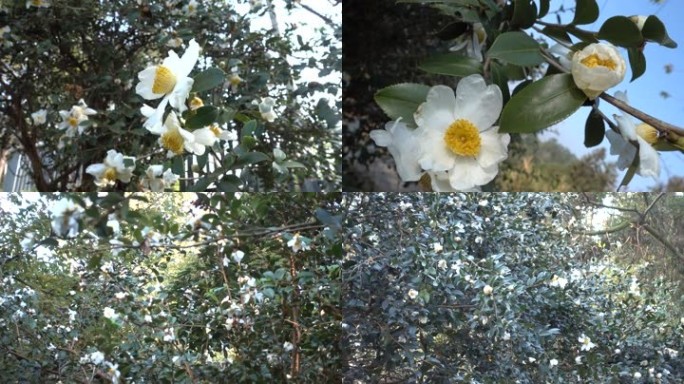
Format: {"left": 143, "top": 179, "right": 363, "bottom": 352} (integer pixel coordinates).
{"left": 598, "top": 16, "right": 643, "bottom": 47}
{"left": 538, "top": 0, "right": 550, "bottom": 18}
{"left": 500, "top": 74, "right": 587, "bottom": 133}
{"left": 489, "top": 61, "right": 510, "bottom": 105}
{"left": 374, "top": 83, "right": 430, "bottom": 127}
{"left": 435, "top": 22, "right": 469, "bottom": 40}
{"left": 185, "top": 106, "right": 219, "bottom": 129}
{"left": 191, "top": 67, "right": 226, "bottom": 93}
{"left": 572, "top": 0, "right": 598, "bottom": 25}
{"left": 627, "top": 47, "right": 646, "bottom": 82}
{"left": 512, "top": 0, "right": 537, "bottom": 29}
{"left": 584, "top": 109, "right": 605, "bottom": 147}
{"left": 487, "top": 32, "right": 544, "bottom": 66}
{"left": 419, "top": 54, "right": 483, "bottom": 77}
{"left": 642, "top": 15, "right": 677, "bottom": 48}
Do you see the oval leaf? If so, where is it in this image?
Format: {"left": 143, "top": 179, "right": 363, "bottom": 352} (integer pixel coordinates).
{"left": 598, "top": 16, "right": 643, "bottom": 48}
{"left": 419, "top": 54, "right": 483, "bottom": 77}
{"left": 512, "top": 0, "right": 537, "bottom": 29}
{"left": 584, "top": 109, "right": 605, "bottom": 147}
{"left": 191, "top": 67, "right": 226, "bottom": 93}
{"left": 642, "top": 16, "right": 677, "bottom": 48}
{"left": 374, "top": 83, "right": 430, "bottom": 127}
{"left": 627, "top": 47, "right": 646, "bottom": 82}
{"left": 500, "top": 74, "right": 587, "bottom": 133}
{"left": 487, "top": 31, "right": 544, "bottom": 66}
{"left": 185, "top": 106, "right": 219, "bottom": 129}
{"left": 538, "top": 0, "right": 550, "bottom": 18}
{"left": 572, "top": 0, "right": 599, "bottom": 25}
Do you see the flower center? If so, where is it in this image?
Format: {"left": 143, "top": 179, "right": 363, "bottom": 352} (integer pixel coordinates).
{"left": 103, "top": 167, "right": 117, "bottom": 182}
{"left": 580, "top": 54, "right": 617, "bottom": 70}
{"left": 32, "top": 0, "right": 42, "bottom": 5}
{"left": 230, "top": 75, "right": 242, "bottom": 86}
{"left": 160, "top": 130, "right": 185, "bottom": 155}
{"left": 209, "top": 124, "right": 221, "bottom": 137}
{"left": 443, "top": 119, "right": 481, "bottom": 157}
{"left": 636, "top": 123, "right": 659, "bottom": 144}
{"left": 152, "top": 66, "right": 177, "bottom": 94}
{"left": 189, "top": 96, "right": 203, "bottom": 110}
{"left": 68, "top": 116, "right": 79, "bottom": 127}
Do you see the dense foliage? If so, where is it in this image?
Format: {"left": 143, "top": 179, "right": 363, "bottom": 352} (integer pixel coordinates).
{"left": 0, "top": 192, "right": 343, "bottom": 382}
{"left": 343, "top": 193, "right": 683, "bottom": 383}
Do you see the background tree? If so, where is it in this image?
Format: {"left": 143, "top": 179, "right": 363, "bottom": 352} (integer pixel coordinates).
{"left": 0, "top": 0, "right": 341, "bottom": 191}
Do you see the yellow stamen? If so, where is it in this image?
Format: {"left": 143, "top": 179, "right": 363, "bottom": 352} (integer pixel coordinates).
{"left": 229, "top": 74, "right": 242, "bottom": 86}
{"left": 443, "top": 119, "right": 481, "bottom": 157}
{"left": 209, "top": 124, "right": 221, "bottom": 137}
{"left": 68, "top": 116, "right": 79, "bottom": 127}
{"left": 160, "top": 130, "right": 185, "bottom": 154}
{"left": 636, "top": 123, "right": 659, "bottom": 145}
{"left": 103, "top": 167, "right": 117, "bottom": 182}
{"left": 190, "top": 96, "right": 204, "bottom": 111}
{"left": 152, "top": 66, "right": 177, "bottom": 94}
{"left": 580, "top": 54, "right": 617, "bottom": 70}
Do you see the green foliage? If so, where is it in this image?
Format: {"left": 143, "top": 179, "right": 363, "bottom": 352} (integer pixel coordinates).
{"left": 374, "top": 83, "right": 431, "bottom": 127}
{"left": 487, "top": 31, "right": 544, "bottom": 66}
{"left": 419, "top": 53, "right": 483, "bottom": 77}
{"left": 584, "top": 109, "right": 606, "bottom": 147}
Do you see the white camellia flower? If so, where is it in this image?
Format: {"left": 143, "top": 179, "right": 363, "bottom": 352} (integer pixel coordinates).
{"left": 549, "top": 275, "right": 568, "bottom": 289}
{"left": 51, "top": 198, "right": 83, "bottom": 238}
{"left": 106, "top": 361, "right": 121, "bottom": 383}
{"left": 103, "top": 307, "right": 118, "bottom": 320}
{"left": 408, "top": 289, "right": 418, "bottom": 300}
{"left": 413, "top": 75, "right": 510, "bottom": 190}
{"left": 634, "top": 372, "right": 642, "bottom": 379}
{"left": 58, "top": 100, "right": 97, "bottom": 137}
{"left": 258, "top": 97, "right": 277, "bottom": 122}
{"left": 136, "top": 39, "right": 200, "bottom": 132}
{"left": 287, "top": 233, "right": 310, "bottom": 252}
{"left": 114, "top": 292, "right": 127, "bottom": 300}
{"left": 228, "top": 66, "right": 244, "bottom": 93}
{"left": 433, "top": 242, "right": 443, "bottom": 252}
{"left": 163, "top": 327, "right": 175, "bottom": 342}
{"left": 578, "top": 334, "right": 596, "bottom": 351}
{"left": 143, "top": 109, "right": 214, "bottom": 157}
{"left": 437, "top": 259, "right": 447, "bottom": 269}
{"left": 370, "top": 118, "right": 423, "bottom": 182}
{"left": 571, "top": 43, "right": 626, "bottom": 99}
{"left": 0, "top": 26, "right": 13, "bottom": 48}
{"left": 283, "top": 342, "right": 294, "bottom": 352}
{"left": 85, "top": 149, "right": 136, "bottom": 187}
{"left": 141, "top": 165, "right": 179, "bottom": 191}
{"left": 26, "top": 0, "right": 51, "bottom": 8}
{"left": 31, "top": 109, "right": 47, "bottom": 125}
{"left": 550, "top": 358, "right": 559, "bottom": 367}
{"left": 449, "top": 22, "right": 487, "bottom": 61}
{"left": 183, "top": 0, "right": 198, "bottom": 15}
{"left": 232, "top": 250, "right": 245, "bottom": 264}
{"left": 607, "top": 91, "right": 660, "bottom": 181}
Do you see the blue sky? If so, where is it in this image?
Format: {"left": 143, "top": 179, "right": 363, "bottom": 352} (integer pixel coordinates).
{"left": 536, "top": 0, "right": 684, "bottom": 191}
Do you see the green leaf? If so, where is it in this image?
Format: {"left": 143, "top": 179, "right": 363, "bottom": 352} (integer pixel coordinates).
{"left": 191, "top": 67, "right": 226, "bottom": 93}
{"left": 487, "top": 32, "right": 544, "bottom": 66}
{"left": 235, "top": 151, "right": 270, "bottom": 167}
{"left": 619, "top": 155, "right": 639, "bottom": 189}
{"left": 512, "top": 0, "right": 537, "bottom": 29}
{"left": 185, "top": 106, "right": 219, "bottom": 129}
{"left": 283, "top": 160, "right": 306, "bottom": 169}
{"left": 511, "top": 79, "right": 532, "bottom": 97}
{"left": 38, "top": 238, "right": 59, "bottom": 247}
{"left": 598, "top": 16, "right": 643, "bottom": 48}
{"left": 642, "top": 15, "right": 677, "bottom": 48}
{"left": 241, "top": 120, "right": 257, "bottom": 138}
{"left": 489, "top": 61, "right": 510, "bottom": 105}
{"left": 419, "top": 54, "right": 483, "bottom": 77}
{"left": 538, "top": 0, "right": 550, "bottom": 18}
{"left": 216, "top": 175, "right": 242, "bottom": 192}
{"left": 627, "top": 47, "right": 646, "bottom": 82}
{"left": 500, "top": 74, "right": 587, "bottom": 133}
{"left": 188, "top": 176, "right": 215, "bottom": 192}
{"left": 374, "top": 83, "right": 430, "bottom": 127}
{"left": 584, "top": 109, "right": 605, "bottom": 147}
{"left": 572, "top": 0, "right": 598, "bottom": 25}
{"left": 566, "top": 26, "right": 598, "bottom": 43}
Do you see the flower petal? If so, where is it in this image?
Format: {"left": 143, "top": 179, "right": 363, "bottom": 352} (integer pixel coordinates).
{"left": 447, "top": 158, "right": 498, "bottom": 190}
{"left": 369, "top": 120, "right": 423, "bottom": 181}
{"left": 414, "top": 85, "right": 457, "bottom": 133}
{"left": 635, "top": 137, "right": 660, "bottom": 180}
{"left": 453, "top": 75, "right": 502, "bottom": 130}
{"left": 477, "top": 127, "right": 509, "bottom": 168}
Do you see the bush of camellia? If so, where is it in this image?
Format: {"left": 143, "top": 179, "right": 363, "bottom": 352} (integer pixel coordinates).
{"left": 0, "top": 192, "right": 343, "bottom": 382}
{"left": 343, "top": 193, "right": 683, "bottom": 383}
{"left": 0, "top": 0, "right": 341, "bottom": 191}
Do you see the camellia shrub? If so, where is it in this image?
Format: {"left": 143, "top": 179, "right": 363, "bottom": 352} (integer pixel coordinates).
{"left": 0, "top": 0, "right": 341, "bottom": 191}
{"left": 368, "top": 0, "right": 682, "bottom": 191}
{"left": 343, "top": 193, "right": 683, "bottom": 383}
{"left": 0, "top": 192, "right": 342, "bottom": 382}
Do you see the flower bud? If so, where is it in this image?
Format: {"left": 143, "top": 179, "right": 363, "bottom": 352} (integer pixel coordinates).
{"left": 571, "top": 43, "right": 626, "bottom": 100}
{"left": 635, "top": 123, "right": 659, "bottom": 144}
{"left": 483, "top": 285, "right": 493, "bottom": 295}
{"left": 629, "top": 15, "right": 648, "bottom": 31}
